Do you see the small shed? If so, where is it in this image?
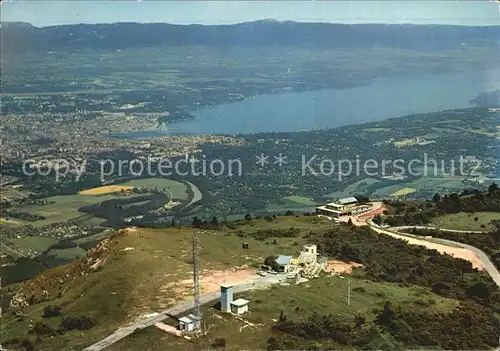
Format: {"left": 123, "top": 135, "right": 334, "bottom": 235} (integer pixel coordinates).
{"left": 230, "top": 298, "right": 250, "bottom": 315}
{"left": 178, "top": 314, "right": 200, "bottom": 332}
{"left": 275, "top": 255, "right": 294, "bottom": 273}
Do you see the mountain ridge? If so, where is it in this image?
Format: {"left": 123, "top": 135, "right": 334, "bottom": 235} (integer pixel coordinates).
{"left": 2, "top": 20, "right": 499, "bottom": 53}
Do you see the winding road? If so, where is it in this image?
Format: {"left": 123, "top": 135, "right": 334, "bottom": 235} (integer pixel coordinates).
{"left": 383, "top": 224, "right": 500, "bottom": 288}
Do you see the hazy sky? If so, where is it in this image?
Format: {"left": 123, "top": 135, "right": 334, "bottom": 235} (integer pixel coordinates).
{"left": 1, "top": 1, "right": 500, "bottom": 27}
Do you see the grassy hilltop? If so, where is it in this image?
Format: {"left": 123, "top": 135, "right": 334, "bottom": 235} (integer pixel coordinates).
{"left": 2, "top": 214, "right": 499, "bottom": 350}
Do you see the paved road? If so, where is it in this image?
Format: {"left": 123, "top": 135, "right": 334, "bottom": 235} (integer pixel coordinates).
{"left": 83, "top": 274, "right": 283, "bottom": 351}
{"left": 368, "top": 222, "right": 500, "bottom": 289}
{"left": 391, "top": 225, "right": 488, "bottom": 234}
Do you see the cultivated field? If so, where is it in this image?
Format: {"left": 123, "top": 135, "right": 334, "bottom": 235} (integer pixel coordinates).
{"left": 11, "top": 236, "right": 58, "bottom": 253}
{"left": 391, "top": 187, "right": 416, "bottom": 197}
{"left": 79, "top": 185, "right": 133, "bottom": 195}
{"left": 0, "top": 217, "right": 29, "bottom": 227}
{"left": 121, "top": 178, "right": 191, "bottom": 200}
{"left": 326, "top": 177, "right": 380, "bottom": 198}
{"left": 11, "top": 193, "right": 145, "bottom": 226}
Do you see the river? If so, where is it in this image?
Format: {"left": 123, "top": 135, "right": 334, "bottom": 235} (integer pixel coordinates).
{"left": 169, "top": 69, "right": 500, "bottom": 135}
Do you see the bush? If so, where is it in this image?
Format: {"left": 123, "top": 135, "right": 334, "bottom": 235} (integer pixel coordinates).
{"left": 33, "top": 321, "right": 56, "bottom": 336}
{"left": 20, "top": 339, "right": 34, "bottom": 351}
{"left": 43, "top": 305, "right": 62, "bottom": 318}
{"left": 60, "top": 315, "right": 96, "bottom": 331}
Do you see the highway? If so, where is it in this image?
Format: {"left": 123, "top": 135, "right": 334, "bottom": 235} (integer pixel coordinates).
{"left": 82, "top": 274, "right": 283, "bottom": 351}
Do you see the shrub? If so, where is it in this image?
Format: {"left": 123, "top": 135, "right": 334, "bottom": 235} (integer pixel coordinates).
{"left": 60, "top": 316, "right": 96, "bottom": 331}
{"left": 43, "top": 305, "right": 62, "bottom": 318}
{"left": 33, "top": 321, "right": 56, "bottom": 336}
{"left": 353, "top": 286, "right": 366, "bottom": 293}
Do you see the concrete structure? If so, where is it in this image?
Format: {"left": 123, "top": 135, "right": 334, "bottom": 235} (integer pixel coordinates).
{"left": 275, "top": 255, "right": 294, "bottom": 273}
{"left": 220, "top": 284, "right": 234, "bottom": 312}
{"left": 230, "top": 298, "right": 250, "bottom": 315}
{"left": 178, "top": 314, "right": 200, "bottom": 332}
{"left": 298, "top": 244, "right": 317, "bottom": 265}
{"left": 316, "top": 197, "right": 372, "bottom": 219}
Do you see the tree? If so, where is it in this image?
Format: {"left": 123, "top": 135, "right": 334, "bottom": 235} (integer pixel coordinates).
{"left": 192, "top": 217, "right": 201, "bottom": 228}
{"left": 347, "top": 218, "right": 353, "bottom": 226}
{"left": 171, "top": 218, "right": 175, "bottom": 227}
{"left": 244, "top": 213, "right": 252, "bottom": 221}
{"left": 210, "top": 216, "right": 219, "bottom": 227}
{"left": 432, "top": 193, "right": 441, "bottom": 203}
{"left": 264, "top": 255, "right": 280, "bottom": 271}
{"left": 372, "top": 214, "right": 382, "bottom": 225}
{"left": 60, "top": 316, "right": 96, "bottom": 331}
{"left": 43, "top": 305, "right": 62, "bottom": 318}
{"left": 488, "top": 182, "right": 498, "bottom": 194}
{"left": 375, "top": 302, "right": 394, "bottom": 327}
{"left": 33, "top": 321, "right": 56, "bottom": 337}
{"left": 467, "top": 281, "right": 490, "bottom": 299}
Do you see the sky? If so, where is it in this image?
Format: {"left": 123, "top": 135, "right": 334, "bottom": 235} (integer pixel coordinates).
{"left": 1, "top": 0, "right": 500, "bottom": 27}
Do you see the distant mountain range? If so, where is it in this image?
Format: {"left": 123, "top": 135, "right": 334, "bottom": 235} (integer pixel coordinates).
{"left": 2, "top": 20, "right": 499, "bottom": 53}
{"left": 470, "top": 90, "right": 500, "bottom": 107}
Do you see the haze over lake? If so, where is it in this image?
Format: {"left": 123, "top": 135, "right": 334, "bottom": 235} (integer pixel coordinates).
{"left": 171, "top": 69, "right": 500, "bottom": 135}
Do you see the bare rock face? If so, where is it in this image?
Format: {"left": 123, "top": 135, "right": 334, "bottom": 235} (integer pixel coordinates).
{"left": 9, "top": 290, "right": 29, "bottom": 310}
{"left": 85, "top": 237, "right": 112, "bottom": 272}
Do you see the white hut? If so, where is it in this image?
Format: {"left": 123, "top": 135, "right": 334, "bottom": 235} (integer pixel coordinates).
{"left": 230, "top": 298, "right": 250, "bottom": 315}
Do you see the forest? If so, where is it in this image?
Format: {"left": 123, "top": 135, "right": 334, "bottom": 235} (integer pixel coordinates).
{"left": 382, "top": 183, "right": 500, "bottom": 227}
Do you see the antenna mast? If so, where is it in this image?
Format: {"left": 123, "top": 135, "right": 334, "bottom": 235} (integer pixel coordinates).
{"left": 193, "top": 232, "right": 201, "bottom": 327}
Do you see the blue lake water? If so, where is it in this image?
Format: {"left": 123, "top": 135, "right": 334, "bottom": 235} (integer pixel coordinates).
{"left": 170, "top": 69, "right": 500, "bottom": 135}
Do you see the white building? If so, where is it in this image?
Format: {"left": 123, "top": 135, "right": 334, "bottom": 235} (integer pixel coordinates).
{"left": 230, "top": 298, "right": 250, "bottom": 315}
{"left": 275, "top": 255, "right": 294, "bottom": 273}
{"left": 316, "top": 197, "right": 372, "bottom": 219}
{"left": 178, "top": 314, "right": 200, "bottom": 332}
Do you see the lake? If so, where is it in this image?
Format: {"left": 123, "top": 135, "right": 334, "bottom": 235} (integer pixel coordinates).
{"left": 170, "top": 69, "right": 500, "bottom": 135}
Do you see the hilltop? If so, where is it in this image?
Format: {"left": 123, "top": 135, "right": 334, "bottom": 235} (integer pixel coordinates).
{"left": 2, "top": 209, "right": 499, "bottom": 350}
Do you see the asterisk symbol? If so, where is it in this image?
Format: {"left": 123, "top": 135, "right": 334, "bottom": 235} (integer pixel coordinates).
{"left": 274, "top": 153, "right": 287, "bottom": 167}
{"left": 255, "top": 153, "right": 269, "bottom": 167}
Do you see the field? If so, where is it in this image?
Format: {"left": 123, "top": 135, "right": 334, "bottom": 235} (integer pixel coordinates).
{"left": 284, "top": 196, "right": 316, "bottom": 205}
{"left": 79, "top": 185, "right": 133, "bottom": 195}
{"left": 0, "top": 217, "right": 30, "bottom": 227}
{"left": 120, "top": 178, "right": 193, "bottom": 201}
{"left": 10, "top": 192, "right": 147, "bottom": 227}
{"left": 11, "top": 236, "right": 58, "bottom": 253}
{"left": 430, "top": 212, "right": 497, "bottom": 231}
{"left": 408, "top": 176, "right": 465, "bottom": 191}
{"left": 109, "top": 275, "right": 458, "bottom": 351}
{"left": 47, "top": 247, "right": 87, "bottom": 259}
{"left": 326, "top": 178, "right": 380, "bottom": 198}
{"left": 391, "top": 187, "right": 416, "bottom": 197}
{"left": 372, "top": 184, "right": 407, "bottom": 198}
